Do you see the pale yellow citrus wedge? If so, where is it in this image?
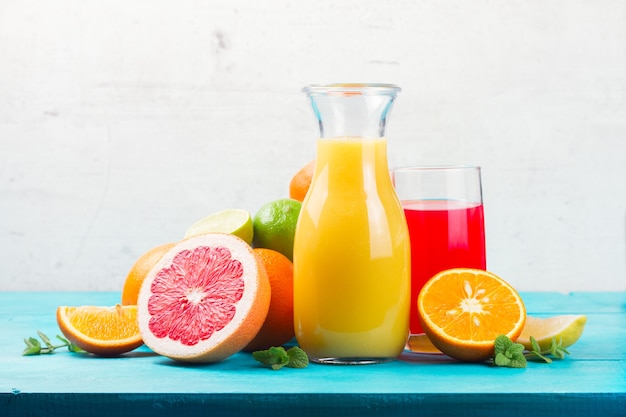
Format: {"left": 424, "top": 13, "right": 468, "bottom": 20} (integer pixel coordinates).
{"left": 407, "top": 334, "right": 443, "bottom": 354}
{"left": 184, "top": 209, "right": 253, "bottom": 244}
{"left": 516, "top": 315, "right": 587, "bottom": 351}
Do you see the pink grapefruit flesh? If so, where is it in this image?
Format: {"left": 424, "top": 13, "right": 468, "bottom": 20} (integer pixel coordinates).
{"left": 137, "top": 233, "right": 270, "bottom": 363}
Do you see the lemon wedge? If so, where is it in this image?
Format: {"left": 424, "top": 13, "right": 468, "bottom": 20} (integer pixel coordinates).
{"left": 516, "top": 315, "right": 587, "bottom": 351}
{"left": 184, "top": 209, "right": 254, "bottom": 244}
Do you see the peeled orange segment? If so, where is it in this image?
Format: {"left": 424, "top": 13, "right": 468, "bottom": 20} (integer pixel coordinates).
{"left": 184, "top": 209, "right": 254, "bottom": 244}
{"left": 517, "top": 315, "right": 587, "bottom": 351}
{"left": 417, "top": 268, "right": 526, "bottom": 362}
{"left": 137, "top": 233, "right": 270, "bottom": 363}
{"left": 56, "top": 305, "right": 143, "bottom": 356}
{"left": 406, "top": 334, "right": 443, "bottom": 355}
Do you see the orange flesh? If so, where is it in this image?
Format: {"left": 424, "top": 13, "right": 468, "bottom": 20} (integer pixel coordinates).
{"left": 422, "top": 272, "right": 525, "bottom": 342}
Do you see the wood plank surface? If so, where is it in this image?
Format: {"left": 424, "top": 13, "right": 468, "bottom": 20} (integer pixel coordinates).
{"left": 1, "top": 292, "right": 625, "bottom": 416}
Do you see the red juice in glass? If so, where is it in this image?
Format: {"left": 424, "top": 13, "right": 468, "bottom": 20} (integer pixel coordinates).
{"left": 403, "top": 199, "right": 486, "bottom": 334}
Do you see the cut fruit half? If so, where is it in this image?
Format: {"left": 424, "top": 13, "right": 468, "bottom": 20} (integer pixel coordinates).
{"left": 417, "top": 268, "right": 526, "bottom": 362}
{"left": 517, "top": 314, "right": 587, "bottom": 351}
{"left": 56, "top": 305, "right": 143, "bottom": 356}
{"left": 137, "top": 233, "right": 270, "bottom": 363}
{"left": 184, "top": 209, "right": 254, "bottom": 245}
{"left": 406, "top": 334, "right": 442, "bottom": 355}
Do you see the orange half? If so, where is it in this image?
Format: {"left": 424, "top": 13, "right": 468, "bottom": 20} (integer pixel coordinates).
{"left": 56, "top": 305, "right": 143, "bottom": 356}
{"left": 417, "top": 268, "right": 526, "bottom": 362}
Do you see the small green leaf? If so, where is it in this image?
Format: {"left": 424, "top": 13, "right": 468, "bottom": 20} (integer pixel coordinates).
{"left": 253, "top": 346, "right": 290, "bottom": 370}
{"left": 286, "top": 346, "right": 309, "bottom": 368}
{"left": 493, "top": 335, "right": 527, "bottom": 368}
{"left": 37, "top": 330, "right": 54, "bottom": 350}
{"left": 494, "top": 352, "right": 512, "bottom": 367}
{"left": 494, "top": 334, "right": 512, "bottom": 355}
{"left": 253, "top": 346, "right": 309, "bottom": 370}
{"left": 67, "top": 342, "right": 85, "bottom": 353}
{"left": 508, "top": 355, "right": 528, "bottom": 368}
{"left": 22, "top": 331, "right": 85, "bottom": 356}
{"left": 22, "top": 337, "right": 42, "bottom": 356}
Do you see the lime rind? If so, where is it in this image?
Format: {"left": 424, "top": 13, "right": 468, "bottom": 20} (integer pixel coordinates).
{"left": 516, "top": 314, "right": 587, "bottom": 351}
{"left": 184, "top": 209, "right": 254, "bottom": 244}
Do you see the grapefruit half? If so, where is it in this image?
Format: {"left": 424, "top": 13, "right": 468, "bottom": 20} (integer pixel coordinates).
{"left": 137, "top": 233, "right": 270, "bottom": 363}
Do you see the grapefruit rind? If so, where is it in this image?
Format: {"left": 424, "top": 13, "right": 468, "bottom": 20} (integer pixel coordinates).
{"left": 137, "top": 233, "right": 270, "bottom": 363}
{"left": 417, "top": 268, "right": 526, "bottom": 362}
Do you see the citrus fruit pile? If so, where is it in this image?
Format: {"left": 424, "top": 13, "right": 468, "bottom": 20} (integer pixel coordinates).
{"left": 409, "top": 268, "right": 587, "bottom": 362}
{"left": 55, "top": 162, "right": 313, "bottom": 362}
{"left": 54, "top": 159, "right": 587, "bottom": 365}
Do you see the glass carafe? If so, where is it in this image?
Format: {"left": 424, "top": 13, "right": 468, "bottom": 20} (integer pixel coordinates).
{"left": 293, "top": 83, "right": 410, "bottom": 364}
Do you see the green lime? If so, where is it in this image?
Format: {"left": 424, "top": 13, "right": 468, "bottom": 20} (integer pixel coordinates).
{"left": 252, "top": 199, "right": 302, "bottom": 261}
{"left": 184, "top": 209, "right": 254, "bottom": 244}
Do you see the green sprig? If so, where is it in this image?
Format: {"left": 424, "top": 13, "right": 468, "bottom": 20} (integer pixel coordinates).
{"left": 22, "top": 330, "right": 84, "bottom": 355}
{"left": 493, "top": 334, "right": 571, "bottom": 368}
{"left": 494, "top": 334, "right": 527, "bottom": 368}
{"left": 525, "top": 336, "right": 570, "bottom": 363}
{"left": 253, "top": 346, "right": 309, "bottom": 370}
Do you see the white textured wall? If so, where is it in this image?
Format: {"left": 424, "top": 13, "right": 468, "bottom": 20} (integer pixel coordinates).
{"left": 1, "top": 0, "right": 625, "bottom": 292}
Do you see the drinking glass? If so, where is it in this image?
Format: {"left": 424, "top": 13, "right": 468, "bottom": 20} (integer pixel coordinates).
{"left": 391, "top": 166, "right": 486, "bottom": 335}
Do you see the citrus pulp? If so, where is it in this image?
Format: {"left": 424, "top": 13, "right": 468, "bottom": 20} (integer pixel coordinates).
{"left": 517, "top": 314, "right": 587, "bottom": 351}
{"left": 417, "top": 268, "right": 526, "bottom": 362}
{"left": 136, "top": 233, "right": 270, "bottom": 363}
{"left": 56, "top": 305, "right": 143, "bottom": 356}
{"left": 184, "top": 208, "right": 253, "bottom": 244}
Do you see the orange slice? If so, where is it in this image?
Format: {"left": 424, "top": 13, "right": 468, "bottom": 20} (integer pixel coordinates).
{"left": 417, "top": 268, "right": 526, "bottom": 362}
{"left": 56, "top": 305, "right": 143, "bottom": 356}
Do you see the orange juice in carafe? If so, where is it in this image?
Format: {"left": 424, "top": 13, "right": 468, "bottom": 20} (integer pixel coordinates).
{"left": 293, "top": 84, "right": 410, "bottom": 364}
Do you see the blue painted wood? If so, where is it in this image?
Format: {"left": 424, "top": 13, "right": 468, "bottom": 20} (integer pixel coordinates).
{"left": 1, "top": 292, "right": 625, "bottom": 416}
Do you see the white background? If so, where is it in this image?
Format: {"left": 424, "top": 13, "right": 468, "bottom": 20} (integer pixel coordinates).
{"left": 1, "top": 0, "right": 625, "bottom": 292}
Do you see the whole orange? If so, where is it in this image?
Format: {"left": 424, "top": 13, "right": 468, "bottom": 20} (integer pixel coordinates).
{"left": 121, "top": 242, "right": 175, "bottom": 305}
{"left": 244, "top": 248, "right": 295, "bottom": 351}
{"left": 289, "top": 160, "right": 315, "bottom": 202}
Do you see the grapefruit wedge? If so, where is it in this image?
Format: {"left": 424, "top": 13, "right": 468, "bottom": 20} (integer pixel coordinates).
{"left": 137, "top": 233, "right": 270, "bottom": 363}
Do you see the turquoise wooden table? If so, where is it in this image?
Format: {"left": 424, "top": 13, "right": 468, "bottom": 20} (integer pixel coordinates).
{"left": 1, "top": 292, "right": 625, "bottom": 417}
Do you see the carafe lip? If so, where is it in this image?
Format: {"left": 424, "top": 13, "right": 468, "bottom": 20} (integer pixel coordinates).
{"left": 303, "top": 83, "right": 401, "bottom": 95}
{"left": 392, "top": 165, "right": 481, "bottom": 172}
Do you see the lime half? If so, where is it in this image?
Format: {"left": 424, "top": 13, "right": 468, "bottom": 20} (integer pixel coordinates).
{"left": 516, "top": 315, "right": 587, "bottom": 351}
{"left": 184, "top": 209, "right": 254, "bottom": 244}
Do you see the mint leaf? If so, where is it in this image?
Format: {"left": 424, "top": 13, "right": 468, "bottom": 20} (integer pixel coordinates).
{"left": 253, "top": 346, "right": 309, "bottom": 370}
{"left": 525, "top": 336, "right": 570, "bottom": 363}
{"left": 22, "top": 337, "right": 42, "bottom": 355}
{"left": 253, "top": 346, "right": 290, "bottom": 370}
{"left": 286, "top": 346, "right": 309, "bottom": 368}
{"left": 493, "top": 335, "right": 527, "bottom": 368}
{"left": 494, "top": 334, "right": 513, "bottom": 355}
{"left": 22, "top": 331, "right": 85, "bottom": 356}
